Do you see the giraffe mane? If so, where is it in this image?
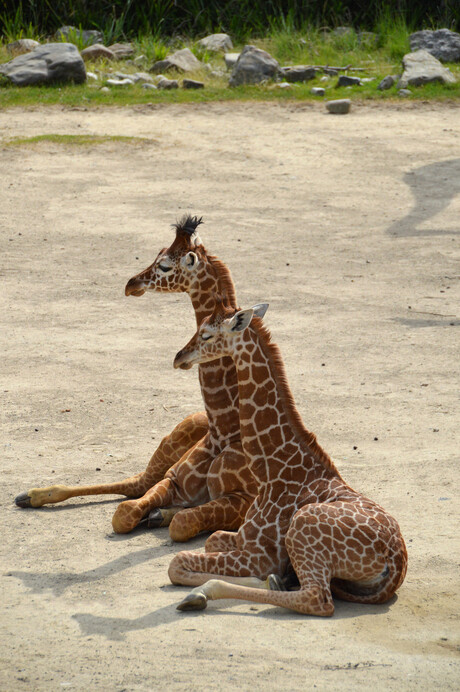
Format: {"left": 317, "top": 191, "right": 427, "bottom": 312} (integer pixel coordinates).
{"left": 250, "top": 317, "right": 340, "bottom": 477}
{"left": 173, "top": 214, "right": 204, "bottom": 237}
{"left": 204, "top": 253, "right": 238, "bottom": 309}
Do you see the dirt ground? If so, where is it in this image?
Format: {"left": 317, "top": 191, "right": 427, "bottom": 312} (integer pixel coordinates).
{"left": 1, "top": 101, "right": 459, "bottom": 691}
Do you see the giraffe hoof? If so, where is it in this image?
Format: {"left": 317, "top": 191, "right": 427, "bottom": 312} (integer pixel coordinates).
{"left": 15, "top": 492, "right": 32, "bottom": 508}
{"left": 176, "top": 592, "right": 208, "bottom": 612}
{"left": 268, "top": 574, "right": 286, "bottom": 591}
{"left": 147, "top": 508, "right": 166, "bottom": 528}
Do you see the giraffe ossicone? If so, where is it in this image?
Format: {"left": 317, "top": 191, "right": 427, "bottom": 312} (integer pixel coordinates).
{"left": 170, "top": 299, "right": 407, "bottom": 616}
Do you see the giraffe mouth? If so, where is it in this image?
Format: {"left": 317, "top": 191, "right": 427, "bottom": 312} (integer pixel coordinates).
{"left": 125, "top": 281, "right": 146, "bottom": 297}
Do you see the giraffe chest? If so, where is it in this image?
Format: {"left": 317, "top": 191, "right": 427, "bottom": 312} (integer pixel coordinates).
{"left": 237, "top": 489, "right": 302, "bottom": 554}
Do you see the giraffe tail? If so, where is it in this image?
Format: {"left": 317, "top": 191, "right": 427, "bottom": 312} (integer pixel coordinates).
{"left": 331, "top": 536, "right": 408, "bottom": 605}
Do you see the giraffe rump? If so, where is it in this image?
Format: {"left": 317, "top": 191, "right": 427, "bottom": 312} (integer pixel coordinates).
{"left": 173, "top": 214, "right": 204, "bottom": 237}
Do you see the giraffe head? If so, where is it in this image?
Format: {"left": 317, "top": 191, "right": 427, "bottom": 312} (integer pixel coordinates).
{"left": 174, "top": 299, "right": 269, "bottom": 370}
{"left": 125, "top": 215, "right": 207, "bottom": 297}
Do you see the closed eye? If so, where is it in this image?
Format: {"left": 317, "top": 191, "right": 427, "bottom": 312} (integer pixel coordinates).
{"left": 158, "top": 264, "right": 172, "bottom": 272}
{"left": 201, "top": 333, "right": 213, "bottom": 341}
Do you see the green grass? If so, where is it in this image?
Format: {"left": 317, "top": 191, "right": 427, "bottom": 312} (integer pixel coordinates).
{"left": 1, "top": 21, "right": 459, "bottom": 108}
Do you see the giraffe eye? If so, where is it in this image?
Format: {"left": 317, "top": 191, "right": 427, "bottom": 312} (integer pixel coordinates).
{"left": 201, "top": 332, "right": 213, "bottom": 341}
{"left": 158, "top": 264, "right": 172, "bottom": 272}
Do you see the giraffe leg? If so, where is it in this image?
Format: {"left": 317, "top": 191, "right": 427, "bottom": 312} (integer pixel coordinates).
{"left": 14, "top": 412, "right": 208, "bottom": 509}
{"left": 168, "top": 494, "right": 254, "bottom": 542}
{"left": 168, "top": 547, "right": 278, "bottom": 587}
{"left": 204, "top": 530, "right": 239, "bottom": 553}
{"left": 111, "top": 478, "right": 178, "bottom": 533}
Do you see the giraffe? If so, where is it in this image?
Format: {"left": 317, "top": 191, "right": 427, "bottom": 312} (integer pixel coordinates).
{"left": 168, "top": 300, "right": 408, "bottom": 616}
{"left": 15, "top": 216, "right": 257, "bottom": 540}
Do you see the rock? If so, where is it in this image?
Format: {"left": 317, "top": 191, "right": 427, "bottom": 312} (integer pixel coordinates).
{"left": 337, "top": 75, "right": 361, "bottom": 86}
{"left": 224, "top": 53, "right": 240, "bottom": 70}
{"left": 150, "top": 48, "right": 202, "bottom": 74}
{"left": 107, "top": 43, "right": 135, "bottom": 59}
{"left": 197, "top": 33, "right": 233, "bottom": 53}
{"left": 132, "top": 72, "right": 154, "bottom": 83}
{"left": 229, "top": 45, "right": 280, "bottom": 86}
{"left": 182, "top": 78, "right": 205, "bottom": 89}
{"left": 272, "top": 82, "right": 295, "bottom": 89}
{"left": 326, "top": 99, "right": 351, "bottom": 114}
{"left": 142, "top": 83, "right": 157, "bottom": 90}
{"left": 409, "top": 29, "right": 460, "bottom": 63}
{"left": 398, "top": 89, "right": 412, "bottom": 97}
{"left": 378, "top": 75, "right": 397, "bottom": 90}
{"left": 311, "top": 87, "right": 325, "bottom": 96}
{"left": 106, "top": 78, "right": 134, "bottom": 86}
{"left": 81, "top": 44, "right": 115, "bottom": 62}
{"left": 100, "top": 86, "right": 110, "bottom": 93}
{"left": 281, "top": 65, "right": 316, "bottom": 82}
{"left": 0, "top": 43, "right": 86, "bottom": 86}
{"left": 157, "top": 77, "right": 179, "bottom": 89}
{"left": 54, "top": 26, "right": 102, "bottom": 46}
{"left": 86, "top": 71, "right": 98, "bottom": 80}
{"left": 6, "top": 39, "right": 40, "bottom": 56}
{"left": 398, "top": 50, "right": 456, "bottom": 88}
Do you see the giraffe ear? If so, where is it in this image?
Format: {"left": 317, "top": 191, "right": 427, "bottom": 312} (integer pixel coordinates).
{"left": 181, "top": 251, "right": 198, "bottom": 271}
{"left": 251, "top": 303, "right": 269, "bottom": 319}
{"left": 227, "top": 308, "right": 254, "bottom": 333}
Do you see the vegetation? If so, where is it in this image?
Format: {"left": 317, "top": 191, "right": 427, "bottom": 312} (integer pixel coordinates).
{"left": 0, "top": 4, "right": 459, "bottom": 107}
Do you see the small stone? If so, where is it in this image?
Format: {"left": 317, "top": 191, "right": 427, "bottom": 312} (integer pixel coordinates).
{"left": 182, "top": 78, "right": 205, "bottom": 89}
{"left": 311, "top": 87, "right": 325, "bottom": 96}
{"left": 272, "top": 82, "right": 294, "bottom": 89}
{"left": 108, "top": 43, "right": 135, "bottom": 59}
{"left": 378, "top": 75, "right": 397, "bottom": 90}
{"left": 86, "top": 71, "right": 98, "bottom": 80}
{"left": 398, "top": 89, "right": 412, "bottom": 97}
{"left": 106, "top": 78, "right": 134, "bottom": 86}
{"left": 157, "top": 77, "right": 179, "bottom": 90}
{"left": 281, "top": 65, "right": 316, "bottom": 83}
{"left": 100, "top": 86, "right": 110, "bottom": 93}
{"left": 337, "top": 75, "right": 361, "bottom": 86}
{"left": 142, "top": 83, "right": 157, "bottom": 90}
{"left": 197, "top": 33, "right": 233, "bottom": 53}
{"left": 326, "top": 99, "right": 351, "bottom": 114}
{"left": 81, "top": 44, "right": 115, "bottom": 62}
{"left": 132, "top": 71, "right": 154, "bottom": 83}
{"left": 320, "top": 75, "right": 330, "bottom": 82}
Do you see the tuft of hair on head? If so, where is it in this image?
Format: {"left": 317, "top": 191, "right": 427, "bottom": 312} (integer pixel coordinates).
{"left": 173, "top": 214, "right": 204, "bottom": 237}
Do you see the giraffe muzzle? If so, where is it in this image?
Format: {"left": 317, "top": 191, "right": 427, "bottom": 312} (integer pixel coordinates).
{"left": 174, "top": 350, "right": 195, "bottom": 370}
{"left": 125, "top": 277, "right": 146, "bottom": 297}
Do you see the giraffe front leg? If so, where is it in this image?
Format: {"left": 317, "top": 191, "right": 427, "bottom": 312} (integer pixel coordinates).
{"left": 168, "top": 493, "right": 254, "bottom": 542}
{"left": 14, "top": 412, "right": 208, "bottom": 511}
{"left": 204, "top": 530, "right": 239, "bottom": 553}
{"left": 111, "top": 478, "right": 178, "bottom": 533}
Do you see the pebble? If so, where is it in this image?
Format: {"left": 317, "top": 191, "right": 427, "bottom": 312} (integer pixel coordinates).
{"left": 311, "top": 87, "right": 325, "bottom": 96}
{"left": 182, "top": 78, "right": 205, "bottom": 89}
{"left": 337, "top": 75, "right": 361, "bottom": 86}
{"left": 398, "top": 89, "right": 412, "bottom": 97}
{"left": 326, "top": 99, "right": 351, "bottom": 114}
{"left": 106, "top": 78, "right": 134, "bottom": 86}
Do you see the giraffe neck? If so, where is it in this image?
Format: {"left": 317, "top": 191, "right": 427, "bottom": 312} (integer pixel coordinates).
{"left": 189, "top": 254, "right": 240, "bottom": 448}
{"left": 232, "top": 320, "right": 339, "bottom": 486}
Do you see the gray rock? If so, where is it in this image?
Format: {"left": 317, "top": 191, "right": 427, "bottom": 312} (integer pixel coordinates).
{"left": 7, "top": 39, "right": 40, "bottom": 56}
{"left": 107, "top": 43, "right": 135, "bottom": 59}
{"left": 311, "top": 87, "right": 325, "bottom": 96}
{"left": 86, "top": 71, "right": 98, "bottom": 80}
{"left": 224, "top": 53, "right": 240, "bottom": 70}
{"left": 409, "top": 29, "right": 460, "bottom": 63}
{"left": 182, "top": 78, "right": 205, "bottom": 89}
{"left": 378, "top": 75, "right": 397, "bottom": 90}
{"left": 106, "top": 78, "right": 134, "bottom": 86}
{"left": 197, "top": 33, "right": 233, "bottom": 53}
{"left": 142, "top": 83, "right": 157, "bottom": 90}
{"left": 399, "top": 49, "right": 456, "bottom": 88}
{"left": 0, "top": 43, "right": 86, "bottom": 86}
{"left": 150, "top": 48, "right": 202, "bottom": 74}
{"left": 281, "top": 65, "right": 316, "bottom": 83}
{"left": 157, "top": 77, "right": 179, "bottom": 89}
{"left": 326, "top": 99, "right": 351, "bottom": 114}
{"left": 100, "top": 86, "right": 110, "bottom": 93}
{"left": 337, "top": 75, "right": 361, "bottom": 86}
{"left": 54, "top": 26, "right": 102, "bottom": 46}
{"left": 81, "top": 44, "right": 115, "bottom": 62}
{"left": 132, "top": 72, "right": 154, "bottom": 83}
{"left": 229, "top": 45, "right": 280, "bottom": 86}
{"left": 398, "top": 89, "right": 412, "bottom": 97}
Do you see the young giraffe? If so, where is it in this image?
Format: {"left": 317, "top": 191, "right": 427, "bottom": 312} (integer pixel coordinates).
{"left": 15, "top": 217, "right": 257, "bottom": 540}
{"left": 169, "top": 300, "right": 407, "bottom": 616}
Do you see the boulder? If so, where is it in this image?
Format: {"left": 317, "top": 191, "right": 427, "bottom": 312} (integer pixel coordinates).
{"left": 409, "top": 29, "right": 460, "bottom": 63}
{"left": 182, "top": 78, "right": 205, "bottom": 89}
{"left": 229, "top": 45, "right": 280, "bottom": 86}
{"left": 54, "top": 26, "right": 102, "bottom": 46}
{"left": 107, "top": 43, "right": 135, "bottom": 59}
{"left": 6, "top": 39, "right": 40, "bottom": 56}
{"left": 326, "top": 99, "right": 351, "bottom": 114}
{"left": 281, "top": 65, "right": 316, "bottom": 82}
{"left": 197, "top": 33, "right": 233, "bottom": 53}
{"left": 81, "top": 44, "right": 115, "bottom": 62}
{"left": 398, "top": 49, "right": 456, "bottom": 88}
{"left": 0, "top": 43, "right": 86, "bottom": 86}
{"left": 150, "top": 48, "right": 202, "bottom": 74}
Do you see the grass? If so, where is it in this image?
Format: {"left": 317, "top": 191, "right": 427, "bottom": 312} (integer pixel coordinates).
{"left": 2, "top": 134, "right": 155, "bottom": 146}
{"left": 0, "top": 21, "right": 459, "bottom": 108}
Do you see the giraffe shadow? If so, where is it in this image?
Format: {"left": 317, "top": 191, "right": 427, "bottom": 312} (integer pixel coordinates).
{"left": 386, "top": 158, "right": 460, "bottom": 237}
{"left": 71, "top": 592, "right": 394, "bottom": 641}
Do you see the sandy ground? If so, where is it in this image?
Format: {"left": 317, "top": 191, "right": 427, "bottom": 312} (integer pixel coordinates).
{"left": 0, "top": 101, "right": 459, "bottom": 691}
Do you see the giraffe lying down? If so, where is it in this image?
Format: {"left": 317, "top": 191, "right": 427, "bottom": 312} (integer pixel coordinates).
{"left": 170, "top": 300, "right": 407, "bottom": 616}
